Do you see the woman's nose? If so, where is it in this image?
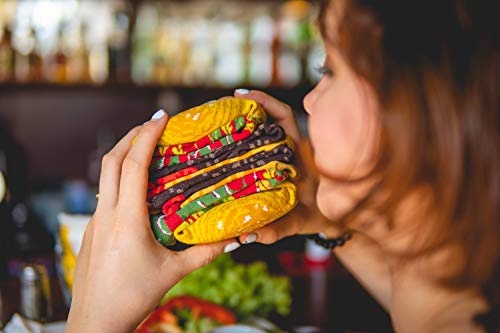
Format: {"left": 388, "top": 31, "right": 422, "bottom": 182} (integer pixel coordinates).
{"left": 303, "top": 89, "right": 316, "bottom": 115}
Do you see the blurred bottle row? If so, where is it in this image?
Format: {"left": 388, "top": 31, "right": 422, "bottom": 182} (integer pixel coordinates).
{"left": 0, "top": 0, "right": 324, "bottom": 88}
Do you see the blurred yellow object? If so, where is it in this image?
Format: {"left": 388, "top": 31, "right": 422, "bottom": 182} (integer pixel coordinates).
{"left": 0, "top": 170, "right": 6, "bottom": 203}
{"left": 58, "top": 225, "right": 76, "bottom": 292}
{"left": 56, "top": 213, "right": 91, "bottom": 297}
{"left": 281, "top": 0, "right": 312, "bottom": 19}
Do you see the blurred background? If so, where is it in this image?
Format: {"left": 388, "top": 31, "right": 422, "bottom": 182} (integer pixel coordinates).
{"left": 0, "top": 0, "right": 320, "bottom": 255}
{"left": 0, "top": 1, "right": 393, "bottom": 331}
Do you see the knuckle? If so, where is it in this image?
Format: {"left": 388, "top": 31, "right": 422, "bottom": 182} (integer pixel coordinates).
{"left": 132, "top": 125, "right": 143, "bottom": 132}
{"left": 253, "top": 90, "right": 266, "bottom": 98}
{"left": 138, "top": 122, "right": 157, "bottom": 136}
{"left": 202, "top": 248, "right": 219, "bottom": 266}
{"left": 278, "top": 103, "right": 293, "bottom": 117}
{"left": 121, "top": 156, "right": 144, "bottom": 174}
{"left": 101, "top": 152, "right": 119, "bottom": 169}
{"left": 141, "top": 123, "right": 164, "bottom": 140}
{"left": 260, "top": 228, "right": 281, "bottom": 244}
{"left": 128, "top": 126, "right": 142, "bottom": 136}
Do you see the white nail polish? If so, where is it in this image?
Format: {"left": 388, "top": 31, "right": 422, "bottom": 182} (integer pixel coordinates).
{"left": 235, "top": 88, "right": 250, "bottom": 95}
{"left": 223, "top": 242, "right": 241, "bottom": 253}
{"left": 151, "top": 109, "right": 166, "bottom": 121}
{"left": 243, "top": 233, "right": 257, "bottom": 244}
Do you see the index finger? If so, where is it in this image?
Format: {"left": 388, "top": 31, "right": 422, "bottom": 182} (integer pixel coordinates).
{"left": 97, "top": 126, "right": 142, "bottom": 208}
{"left": 118, "top": 110, "right": 169, "bottom": 207}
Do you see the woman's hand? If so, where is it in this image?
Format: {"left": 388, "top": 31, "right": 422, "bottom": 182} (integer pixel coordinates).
{"left": 233, "top": 90, "right": 345, "bottom": 244}
{"left": 65, "top": 110, "right": 239, "bottom": 333}
{"left": 235, "top": 89, "right": 302, "bottom": 145}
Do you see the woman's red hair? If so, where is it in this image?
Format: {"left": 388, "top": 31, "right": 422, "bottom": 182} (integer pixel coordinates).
{"left": 318, "top": 0, "right": 499, "bottom": 317}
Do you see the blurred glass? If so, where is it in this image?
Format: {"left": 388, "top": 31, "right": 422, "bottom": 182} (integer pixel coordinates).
{"left": 0, "top": 0, "right": 323, "bottom": 88}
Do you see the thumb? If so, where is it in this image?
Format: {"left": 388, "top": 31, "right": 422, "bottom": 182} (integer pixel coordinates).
{"left": 167, "top": 239, "right": 241, "bottom": 277}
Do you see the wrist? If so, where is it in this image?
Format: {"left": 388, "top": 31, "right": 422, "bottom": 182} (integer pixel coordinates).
{"left": 307, "top": 232, "right": 352, "bottom": 250}
{"left": 66, "top": 304, "right": 141, "bottom": 333}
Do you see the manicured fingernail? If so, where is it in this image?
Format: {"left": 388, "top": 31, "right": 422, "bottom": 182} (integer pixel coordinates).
{"left": 151, "top": 109, "right": 166, "bottom": 121}
{"left": 223, "top": 242, "right": 241, "bottom": 253}
{"left": 243, "top": 233, "right": 257, "bottom": 244}
{"left": 235, "top": 88, "right": 250, "bottom": 95}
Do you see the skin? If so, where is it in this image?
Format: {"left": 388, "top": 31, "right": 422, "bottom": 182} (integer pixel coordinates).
{"left": 65, "top": 113, "right": 239, "bottom": 333}
{"left": 234, "top": 90, "right": 486, "bottom": 332}
{"left": 67, "top": 3, "right": 488, "bottom": 333}
{"left": 235, "top": 4, "right": 488, "bottom": 333}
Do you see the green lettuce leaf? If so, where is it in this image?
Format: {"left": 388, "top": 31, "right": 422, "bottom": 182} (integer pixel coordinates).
{"left": 162, "top": 254, "right": 291, "bottom": 319}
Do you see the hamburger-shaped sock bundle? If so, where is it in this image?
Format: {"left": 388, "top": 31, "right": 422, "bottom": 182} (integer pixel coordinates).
{"left": 148, "top": 98, "right": 298, "bottom": 246}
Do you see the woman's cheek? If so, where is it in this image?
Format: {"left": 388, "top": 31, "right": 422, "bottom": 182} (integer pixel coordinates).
{"left": 309, "top": 117, "right": 344, "bottom": 176}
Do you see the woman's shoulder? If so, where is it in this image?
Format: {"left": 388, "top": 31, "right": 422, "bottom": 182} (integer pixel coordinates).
{"left": 390, "top": 269, "right": 490, "bottom": 333}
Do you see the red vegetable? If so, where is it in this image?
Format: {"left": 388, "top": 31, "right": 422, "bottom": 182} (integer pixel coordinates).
{"left": 162, "top": 296, "right": 236, "bottom": 324}
{"left": 135, "top": 296, "right": 236, "bottom": 333}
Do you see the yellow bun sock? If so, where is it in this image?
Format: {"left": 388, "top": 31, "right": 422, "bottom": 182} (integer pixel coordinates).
{"left": 158, "top": 98, "right": 266, "bottom": 146}
{"left": 174, "top": 182, "right": 297, "bottom": 244}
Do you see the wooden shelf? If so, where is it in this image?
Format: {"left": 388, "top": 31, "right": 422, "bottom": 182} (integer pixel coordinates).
{"left": 0, "top": 80, "right": 312, "bottom": 183}
{"left": 0, "top": 81, "right": 314, "bottom": 93}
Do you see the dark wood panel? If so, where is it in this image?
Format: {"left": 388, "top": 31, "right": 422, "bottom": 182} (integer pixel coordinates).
{"left": 0, "top": 84, "right": 311, "bottom": 186}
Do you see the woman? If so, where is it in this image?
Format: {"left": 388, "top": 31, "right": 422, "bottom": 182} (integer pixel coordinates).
{"left": 66, "top": 0, "right": 499, "bottom": 332}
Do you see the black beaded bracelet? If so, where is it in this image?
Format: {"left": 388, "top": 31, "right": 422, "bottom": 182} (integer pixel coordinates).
{"left": 307, "top": 232, "right": 352, "bottom": 250}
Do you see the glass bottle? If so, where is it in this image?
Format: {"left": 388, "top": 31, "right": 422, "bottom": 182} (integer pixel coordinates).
{"left": 82, "top": 1, "right": 110, "bottom": 85}
{"left": 0, "top": 24, "right": 14, "bottom": 82}
{"left": 27, "top": 27, "right": 43, "bottom": 83}
{"left": 131, "top": 3, "right": 157, "bottom": 85}
{"left": 51, "top": 25, "right": 68, "bottom": 84}
{"left": 108, "top": 0, "right": 131, "bottom": 83}
{"left": 12, "top": 26, "right": 32, "bottom": 83}
{"left": 214, "top": 21, "right": 246, "bottom": 87}
{"left": 276, "top": 1, "right": 311, "bottom": 87}
{"left": 78, "top": 23, "right": 92, "bottom": 84}
{"left": 248, "top": 13, "right": 274, "bottom": 87}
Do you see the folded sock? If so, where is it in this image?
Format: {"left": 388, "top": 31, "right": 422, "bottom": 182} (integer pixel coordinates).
{"left": 154, "top": 159, "right": 294, "bottom": 212}
{"left": 162, "top": 166, "right": 293, "bottom": 231}
{"left": 150, "top": 123, "right": 286, "bottom": 178}
{"left": 150, "top": 114, "right": 263, "bottom": 171}
{"left": 147, "top": 98, "right": 298, "bottom": 246}
{"left": 148, "top": 140, "right": 294, "bottom": 203}
{"left": 159, "top": 159, "right": 297, "bottom": 216}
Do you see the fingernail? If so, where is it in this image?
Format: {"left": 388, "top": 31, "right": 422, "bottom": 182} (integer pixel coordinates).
{"left": 243, "top": 233, "right": 257, "bottom": 244}
{"left": 151, "top": 109, "right": 166, "bottom": 121}
{"left": 235, "top": 88, "right": 250, "bottom": 95}
{"left": 223, "top": 242, "right": 241, "bottom": 253}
